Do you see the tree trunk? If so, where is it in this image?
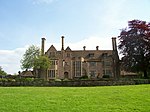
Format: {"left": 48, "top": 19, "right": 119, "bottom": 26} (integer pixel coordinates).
{"left": 144, "top": 70, "right": 148, "bottom": 78}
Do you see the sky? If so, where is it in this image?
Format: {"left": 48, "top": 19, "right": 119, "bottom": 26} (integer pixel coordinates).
{"left": 0, "top": 0, "right": 150, "bottom": 74}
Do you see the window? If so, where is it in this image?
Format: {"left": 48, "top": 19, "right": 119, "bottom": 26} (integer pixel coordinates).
{"left": 106, "top": 70, "right": 112, "bottom": 76}
{"left": 48, "top": 70, "right": 55, "bottom": 78}
{"left": 103, "top": 70, "right": 112, "bottom": 76}
{"left": 50, "top": 60, "right": 57, "bottom": 65}
{"left": 74, "top": 61, "right": 82, "bottom": 77}
{"left": 89, "top": 53, "right": 94, "bottom": 58}
{"left": 102, "top": 53, "right": 108, "bottom": 58}
{"left": 49, "top": 52, "right": 56, "bottom": 57}
{"left": 103, "top": 61, "right": 111, "bottom": 67}
{"left": 90, "top": 71, "right": 96, "bottom": 77}
{"left": 67, "top": 53, "right": 70, "bottom": 57}
{"left": 89, "top": 62, "right": 96, "bottom": 66}
{"left": 76, "top": 61, "right": 81, "bottom": 70}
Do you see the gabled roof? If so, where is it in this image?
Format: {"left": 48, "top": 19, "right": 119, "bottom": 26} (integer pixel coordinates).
{"left": 65, "top": 46, "right": 72, "bottom": 51}
{"left": 47, "top": 45, "right": 57, "bottom": 52}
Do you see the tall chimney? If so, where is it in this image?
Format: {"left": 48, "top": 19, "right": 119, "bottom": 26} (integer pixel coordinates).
{"left": 83, "top": 46, "right": 86, "bottom": 50}
{"left": 96, "top": 46, "right": 99, "bottom": 50}
{"left": 112, "top": 37, "right": 117, "bottom": 51}
{"left": 112, "top": 37, "right": 120, "bottom": 80}
{"left": 41, "top": 38, "right": 46, "bottom": 55}
{"left": 61, "top": 36, "right": 64, "bottom": 50}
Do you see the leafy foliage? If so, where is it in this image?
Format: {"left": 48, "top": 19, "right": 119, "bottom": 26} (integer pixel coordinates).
{"left": 0, "top": 66, "right": 7, "bottom": 76}
{"left": 118, "top": 20, "right": 150, "bottom": 78}
{"left": 20, "top": 45, "right": 51, "bottom": 79}
{"left": 34, "top": 56, "right": 51, "bottom": 70}
{"left": 21, "top": 45, "right": 40, "bottom": 70}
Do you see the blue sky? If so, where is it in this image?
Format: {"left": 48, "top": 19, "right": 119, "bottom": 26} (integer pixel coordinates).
{"left": 0, "top": 0, "right": 150, "bottom": 74}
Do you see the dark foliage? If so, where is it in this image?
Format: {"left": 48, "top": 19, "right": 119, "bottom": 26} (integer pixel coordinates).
{"left": 0, "top": 66, "right": 7, "bottom": 76}
{"left": 118, "top": 20, "right": 150, "bottom": 78}
{"left": 102, "top": 75, "right": 110, "bottom": 78}
{"left": 79, "top": 75, "right": 89, "bottom": 79}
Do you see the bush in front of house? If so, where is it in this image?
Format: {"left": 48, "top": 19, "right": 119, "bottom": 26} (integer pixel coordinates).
{"left": 102, "top": 75, "right": 110, "bottom": 78}
{"left": 79, "top": 75, "right": 89, "bottom": 80}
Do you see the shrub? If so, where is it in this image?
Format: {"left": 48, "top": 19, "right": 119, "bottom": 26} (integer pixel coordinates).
{"left": 0, "top": 78, "right": 8, "bottom": 82}
{"left": 80, "top": 75, "right": 88, "bottom": 79}
{"left": 25, "top": 78, "right": 34, "bottom": 82}
{"left": 55, "top": 79, "right": 62, "bottom": 81}
{"left": 7, "top": 79, "right": 16, "bottom": 82}
{"left": 103, "top": 75, "right": 110, "bottom": 78}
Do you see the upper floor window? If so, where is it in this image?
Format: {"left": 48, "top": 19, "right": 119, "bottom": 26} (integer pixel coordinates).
{"left": 49, "top": 52, "right": 56, "bottom": 57}
{"left": 89, "top": 53, "right": 94, "bottom": 58}
{"left": 50, "top": 60, "right": 57, "bottom": 65}
{"left": 89, "top": 62, "right": 96, "bottom": 66}
{"left": 76, "top": 61, "right": 81, "bottom": 70}
{"left": 103, "top": 61, "right": 112, "bottom": 67}
{"left": 67, "top": 53, "right": 70, "bottom": 57}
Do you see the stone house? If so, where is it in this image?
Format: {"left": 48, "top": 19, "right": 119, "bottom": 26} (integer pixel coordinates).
{"left": 40, "top": 36, "right": 120, "bottom": 80}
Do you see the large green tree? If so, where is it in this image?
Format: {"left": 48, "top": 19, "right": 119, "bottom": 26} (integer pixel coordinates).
{"left": 21, "top": 45, "right": 51, "bottom": 77}
{"left": 118, "top": 20, "right": 150, "bottom": 78}
{"left": 21, "top": 45, "right": 40, "bottom": 70}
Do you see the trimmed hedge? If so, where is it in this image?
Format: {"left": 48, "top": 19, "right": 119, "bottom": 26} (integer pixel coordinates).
{"left": 0, "top": 78, "right": 150, "bottom": 86}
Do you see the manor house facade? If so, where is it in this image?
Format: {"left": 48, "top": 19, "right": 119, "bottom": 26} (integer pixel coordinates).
{"left": 40, "top": 36, "right": 120, "bottom": 80}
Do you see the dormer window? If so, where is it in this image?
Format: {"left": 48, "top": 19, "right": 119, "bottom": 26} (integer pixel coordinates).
{"left": 89, "top": 53, "right": 94, "bottom": 58}
{"left": 49, "top": 52, "right": 56, "bottom": 57}
{"left": 102, "top": 53, "right": 108, "bottom": 58}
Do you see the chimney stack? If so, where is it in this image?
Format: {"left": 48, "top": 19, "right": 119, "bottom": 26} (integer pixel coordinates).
{"left": 61, "top": 36, "right": 64, "bottom": 50}
{"left": 96, "top": 46, "right": 99, "bottom": 50}
{"left": 83, "top": 46, "right": 86, "bottom": 50}
{"left": 112, "top": 37, "right": 117, "bottom": 51}
{"left": 41, "top": 38, "right": 46, "bottom": 55}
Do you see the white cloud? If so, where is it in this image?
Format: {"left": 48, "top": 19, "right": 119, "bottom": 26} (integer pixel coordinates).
{"left": 0, "top": 36, "right": 115, "bottom": 74}
{"left": 0, "top": 47, "right": 27, "bottom": 74}
{"left": 32, "top": 0, "right": 57, "bottom": 5}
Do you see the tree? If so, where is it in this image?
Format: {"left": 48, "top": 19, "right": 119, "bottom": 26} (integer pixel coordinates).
{"left": 33, "top": 55, "right": 51, "bottom": 78}
{"left": 118, "top": 20, "right": 150, "bottom": 78}
{"left": 0, "top": 66, "right": 7, "bottom": 76}
{"left": 21, "top": 45, "right": 40, "bottom": 70}
{"left": 21, "top": 45, "right": 51, "bottom": 79}
{"left": 34, "top": 56, "right": 50, "bottom": 70}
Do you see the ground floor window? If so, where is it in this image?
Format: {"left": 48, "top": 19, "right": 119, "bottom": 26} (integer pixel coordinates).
{"left": 74, "top": 61, "right": 82, "bottom": 77}
{"left": 90, "top": 71, "right": 96, "bottom": 78}
{"left": 48, "top": 70, "right": 55, "bottom": 78}
{"left": 103, "top": 70, "right": 112, "bottom": 76}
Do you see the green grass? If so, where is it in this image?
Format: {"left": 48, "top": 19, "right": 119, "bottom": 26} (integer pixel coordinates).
{"left": 0, "top": 85, "right": 150, "bottom": 112}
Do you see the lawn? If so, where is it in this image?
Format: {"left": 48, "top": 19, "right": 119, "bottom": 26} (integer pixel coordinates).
{"left": 0, "top": 85, "right": 150, "bottom": 112}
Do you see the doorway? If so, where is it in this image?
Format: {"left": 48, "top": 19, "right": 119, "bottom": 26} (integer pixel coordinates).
{"left": 64, "top": 72, "right": 69, "bottom": 79}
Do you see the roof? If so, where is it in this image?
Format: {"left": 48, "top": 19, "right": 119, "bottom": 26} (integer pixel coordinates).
{"left": 65, "top": 46, "right": 72, "bottom": 51}
{"left": 46, "top": 45, "right": 113, "bottom": 60}
{"left": 20, "top": 70, "right": 34, "bottom": 77}
{"left": 46, "top": 45, "right": 57, "bottom": 53}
